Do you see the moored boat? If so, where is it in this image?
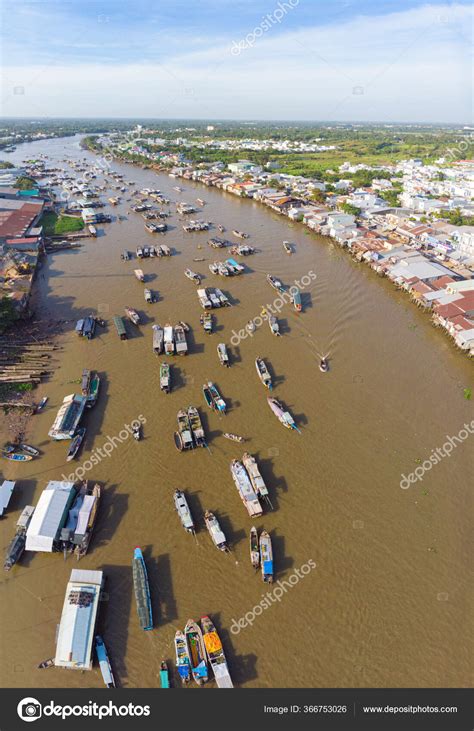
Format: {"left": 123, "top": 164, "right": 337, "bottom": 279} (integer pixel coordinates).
{"left": 159, "top": 661, "right": 170, "bottom": 688}
{"left": 74, "top": 483, "right": 101, "bottom": 560}
{"left": 201, "top": 615, "right": 233, "bottom": 688}
{"left": 174, "top": 630, "right": 191, "bottom": 684}
{"left": 185, "top": 619, "right": 208, "bottom": 685}
{"left": 259, "top": 530, "right": 273, "bottom": 582}
{"left": 174, "top": 324, "right": 188, "bottom": 355}
{"left": 204, "top": 510, "right": 228, "bottom": 552}
{"left": 267, "top": 397, "right": 300, "bottom": 432}
{"left": 230, "top": 460, "right": 263, "bottom": 517}
{"left": 255, "top": 357, "right": 272, "bottom": 389}
{"left": 187, "top": 406, "right": 206, "bottom": 447}
{"left": 66, "top": 427, "right": 86, "bottom": 461}
{"left": 19, "top": 443, "right": 40, "bottom": 457}
{"left": 86, "top": 372, "right": 100, "bottom": 407}
{"left": 152, "top": 324, "right": 164, "bottom": 354}
{"left": 95, "top": 636, "right": 116, "bottom": 688}
{"left": 132, "top": 546, "right": 153, "bottom": 630}
{"left": 164, "top": 324, "right": 174, "bottom": 355}
{"left": 121, "top": 250, "right": 131, "bottom": 260}
{"left": 242, "top": 452, "right": 272, "bottom": 507}
{"left": 200, "top": 312, "right": 213, "bottom": 334}
{"left": 250, "top": 526, "right": 260, "bottom": 569}
{"left": 174, "top": 409, "right": 194, "bottom": 451}
{"left": 3, "top": 505, "right": 35, "bottom": 571}
{"left": 232, "top": 230, "right": 248, "bottom": 239}
{"left": 134, "top": 268, "right": 145, "bottom": 282}
{"left": 160, "top": 362, "right": 170, "bottom": 393}
{"left": 217, "top": 343, "right": 229, "bottom": 366}
{"left": 206, "top": 381, "right": 226, "bottom": 413}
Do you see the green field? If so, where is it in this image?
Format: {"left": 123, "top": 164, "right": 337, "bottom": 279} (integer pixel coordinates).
{"left": 40, "top": 211, "right": 84, "bottom": 236}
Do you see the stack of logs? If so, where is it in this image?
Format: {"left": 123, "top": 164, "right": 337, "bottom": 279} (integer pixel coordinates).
{"left": 0, "top": 339, "right": 60, "bottom": 391}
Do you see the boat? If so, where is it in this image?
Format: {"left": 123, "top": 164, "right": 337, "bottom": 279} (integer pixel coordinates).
{"left": 319, "top": 357, "right": 329, "bottom": 373}
{"left": 187, "top": 406, "right": 206, "bottom": 447}
{"left": 174, "top": 409, "right": 194, "bottom": 451}
{"left": 152, "top": 324, "right": 164, "bottom": 354}
{"left": 160, "top": 362, "right": 170, "bottom": 393}
{"left": 48, "top": 393, "right": 87, "bottom": 439}
{"left": 205, "top": 381, "right": 226, "bottom": 413}
{"left": 267, "top": 274, "right": 285, "bottom": 293}
{"left": 136, "top": 246, "right": 144, "bottom": 258}
{"left": 86, "top": 373, "right": 100, "bottom": 407}
{"left": 204, "top": 510, "right": 228, "bottom": 552}
{"left": 144, "top": 288, "right": 154, "bottom": 303}
{"left": 174, "top": 324, "right": 188, "bottom": 355}
{"left": 217, "top": 224, "right": 225, "bottom": 232}
{"left": 35, "top": 396, "right": 48, "bottom": 413}
{"left": 174, "top": 489, "right": 195, "bottom": 533}
{"left": 159, "top": 661, "right": 170, "bottom": 688}
{"left": 196, "top": 198, "right": 205, "bottom": 206}
{"left": 121, "top": 250, "right": 131, "bottom": 260}
{"left": 283, "top": 241, "right": 292, "bottom": 254}
{"left": 185, "top": 268, "right": 201, "bottom": 284}
{"left": 164, "top": 324, "right": 174, "bottom": 355}
{"left": 291, "top": 289, "right": 302, "bottom": 312}
{"left": 2, "top": 451, "right": 32, "bottom": 462}
{"left": 255, "top": 357, "right": 272, "bottom": 389}
{"left": 178, "top": 320, "right": 190, "bottom": 332}
{"left": 200, "top": 312, "right": 213, "bottom": 334}
{"left": 132, "top": 547, "right": 153, "bottom": 630}
{"left": 232, "top": 230, "right": 248, "bottom": 239}
{"left": 81, "top": 368, "right": 91, "bottom": 397}
{"left": 74, "top": 483, "right": 101, "bottom": 560}
{"left": 201, "top": 616, "right": 233, "bottom": 688}
{"left": 217, "top": 343, "right": 229, "bottom": 366}
{"left": 242, "top": 452, "right": 272, "bottom": 507}
{"left": 269, "top": 315, "right": 280, "bottom": 336}
{"left": 125, "top": 307, "right": 140, "bottom": 325}
{"left": 66, "top": 427, "right": 86, "bottom": 461}
{"left": 19, "top": 443, "right": 40, "bottom": 457}
{"left": 37, "top": 658, "right": 55, "bottom": 670}
{"left": 3, "top": 505, "right": 35, "bottom": 571}
{"left": 95, "top": 636, "right": 116, "bottom": 688}
{"left": 250, "top": 527, "right": 260, "bottom": 569}
{"left": 247, "top": 320, "right": 256, "bottom": 333}
{"left": 174, "top": 631, "right": 191, "bottom": 684}
{"left": 132, "top": 424, "right": 141, "bottom": 440}
{"left": 159, "top": 244, "right": 171, "bottom": 256}
{"left": 88, "top": 225, "right": 97, "bottom": 237}
{"left": 267, "top": 397, "right": 300, "bottom": 432}
{"left": 230, "top": 460, "right": 263, "bottom": 517}
{"left": 113, "top": 315, "right": 128, "bottom": 340}
{"left": 259, "top": 530, "right": 273, "bottom": 583}
{"left": 223, "top": 433, "right": 244, "bottom": 443}
{"left": 185, "top": 619, "right": 208, "bottom": 685}
{"left": 134, "top": 269, "right": 145, "bottom": 281}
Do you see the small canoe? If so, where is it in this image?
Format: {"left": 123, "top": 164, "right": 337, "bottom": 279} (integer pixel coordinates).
{"left": 95, "top": 636, "right": 116, "bottom": 688}
{"left": 250, "top": 526, "right": 260, "bottom": 568}
{"left": 223, "top": 433, "right": 245, "bottom": 443}
{"left": 2, "top": 451, "right": 32, "bottom": 462}
{"left": 185, "top": 619, "right": 208, "bottom": 686}
{"left": 159, "top": 661, "right": 170, "bottom": 688}
{"left": 35, "top": 396, "right": 48, "bottom": 413}
{"left": 19, "top": 444, "right": 40, "bottom": 457}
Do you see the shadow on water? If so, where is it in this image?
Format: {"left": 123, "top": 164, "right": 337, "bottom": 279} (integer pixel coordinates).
{"left": 93, "top": 483, "right": 129, "bottom": 553}
{"left": 212, "top": 511, "right": 246, "bottom": 549}
{"left": 183, "top": 327, "right": 204, "bottom": 355}
{"left": 97, "top": 563, "right": 132, "bottom": 688}
{"left": 148, "top": 552, "right": 177, "bottom": 628}
{"left": 81, "top": 370, "right": 109, "bottom": 439}
{"left": 198, "top": 409, "right": 221, "bottom": 444}
{"left": 271, "top": 530, "right": 293, "bottom": 579}
{"left": 254, "top": 455, "right": 286, "bottom": 509}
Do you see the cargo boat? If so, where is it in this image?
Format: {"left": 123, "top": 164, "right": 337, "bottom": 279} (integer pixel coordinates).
{"left": 152, "top": 324, "right": 164, "bottom": 354}
{"left": 160, "top": 362, "right": 170, "bottom": 393}
{"left": 255, "top": 357, "right": 272, "bottom": 389}
{"left": 267, "top": 397, "right": 300, "bottom": 432}
{"left": 204, "top": 511, "right": 228, "bottom": 552}
{"left": 132, "top": 547, "right": 153, "bottom": 630}
{"left": 174, "top": 324, "right": 188, "bottom": 355}
{"left": 230, "top": 460, "right": 263, "bottom": 517}
{"left": 174, "top": 490, "right": 194, "bottom": 533}
{"left": 66, "top": 427, "right": 86, "bottom": 461}
{"left": 174, "top": 409, "right": 194, "bottom": 451}
{"left": 48, "top": 394, "right": 87, "bottom": 440}
{"left": 259, "top": 530, "right": 273, "bottom": 583}
{"left": 242, "top": 453, "right": 272, "bottom": 508}
{"left": 175, "top": 630, "right": 191, "bottom": 684}
{"left": 113, "top": 316, "right": 128, "bottom": 340}
{"left": 250, "top": 526, "right": 260, "bottom": 569}
{"left": 3, "top": 504, "right": 34, "bottom": 571}
{"left": 185, "top": 619, "right": 208, "bottom": 685}
{"left": 217, "top": 343, "right": 229, "bottom": 366}
{"left": 159, "top": 661, "right": 170, "bottom": 688}
{"left": 187, "top": 406, "right": 206, "bottom": 447}
{"left": 201, "top": 616, "right": 233, "bottom": 688}
{"left": 125, "top": 307, "right": 140, "bottom": 325}
{"left": 95, "top": 636, "right": 116, "bottom": 688}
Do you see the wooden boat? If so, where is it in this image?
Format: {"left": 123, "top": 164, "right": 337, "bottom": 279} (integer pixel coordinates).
{"left": 232, "top": 230, "right": 248, "bottom": 239}
{"left": 132, "top": 546, "right": 153, "bottom": 630}
{"left": 144, "top": 288, "right": 154, "bottom": 303}
{"left": 174, "top": 630, "right": 191, "bottom": 684}
{"left": 136, "top": 246, "right": 144, "bottom": 258}
{"left": 200, "top": 312, "right": 213, "bottom": 334}
{"left": 201, "top": 615, "right": 233, "bottom": 688}
{"left": 95, "top": 635, "right": 116, "bottom": 688}
{"left": 174, "top": 409, "right": 194, "bottom": 451}
{"left": 247, "top": 320, "right": 256, "bottom": 333}
{"left": 125, "top": 307, "right": 140, "bottom": 325}
{"left": 319, "top": 358, "right": 329, "bottom": 373}
{"left": 223, "top": 433, "right": 244, "bottom": 443}
{"left": 230, "top": 460, "right": 263, "bottom": 517}
{"left": 35, "top": 396, "right": 48, "bottom": 413}
{"left": 160, "top": 362, "right": 170, "bottom": 393}
{"left": 152, "top": 324, "right": 164, "bottom": 354}
{"left": 269, "top": 315, "right": 280, "bottom": 336}
{"left": 74, "top": 483, "right": 101, "bottom": 560}
{"left": 174, "top": 489, "right": 195, "bottom": 533}
{"left": 217, "top": 343, "right": 229, "bottom": 366}
{"left": 66, "top": 427, "right": 86, "bottom": 461}
{"left": 113, "top": 316, "right": 127, "bottom": 340}
{"left": 3, "top": 505, "right": 35, "bottom": 571}
{"left": 86, "top": 373, "right": 100, "bottom": 407}
{"left": 178, "top": 320, "right": 190, "bottom": 332}
{"left": 174, "top": 324, "right": 188, "bottom": 355}
{"left": 185, "top": 268, "right": 201, "bottom": 284}
{"left": 243, "top": 453, "right": 272, "bottom": 507}
{"left": 203, "top": 381, "right": 226, "bottom": 413}
{"left": 250, "top": 526, "right": 260, "bottom": 568}
{"left": 159, "top": 244, "right": 171, "bottom": 256}
{"left": 267, "top": 274, "right": 285, "bottom": 292}
{"left": 37, "top": 658, "right": 55, "bottom": 670}
{"left": 88, "top": 225, "right": 97, "bottom": 237}
{"left": 283, "top": 240, "right": 292, "bottom": 254}
{"left": 2, "top": 451, "right": 32, "bottom": 462}
{"left": 292, "top": 289, "right": 302, "bottom": 312}
{"left": 255, "top": 357, "right": 272, "bottom": 389}
{"left": 19, "top": 443, "right": 40, "bottom": 457}
{"left": 164, "top": 324, "right": 174, "bottom": 355}
{"left": 217, "top": 224, "right": 225, "bottom": 232}
{"left": 132, "top": 424, "right": 141, "bottom": 441}
{"left": 267, "top": 397, "right": 300, "bottom": 432}
{"left": 159, "top": 661, "right": 170, "bottom": 688}
{"left": 185, "top": 619, "right": 208, "bottom": 685}
{"left": 259, "top": 530, "right": 273, "bottom": 583}
{"left": 204, "top": 510, "right": 228, "bottom": 552}
{"left": 187, "top": 406, "right": 206, "bottom": 447}
{"left": 196, "top": 198, "right": 205, "bottom": 206}
{"left": 134, "top": 268, "right": 145, "bottom": 282}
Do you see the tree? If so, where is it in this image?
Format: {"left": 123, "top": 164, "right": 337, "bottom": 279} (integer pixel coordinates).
{"left": 341, "top": 203, "right": 361, "bottom": 216}
{"left": 311, "top": 189, "right": 327, "bottom": 204}
{"left": 0, "top": 297, "right": 19, "bottom": 334}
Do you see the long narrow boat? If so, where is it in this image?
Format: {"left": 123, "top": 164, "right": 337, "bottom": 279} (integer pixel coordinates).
{"left": 132, "top": 547, "right": 153, "bottom": 630}
{"left": 174, "top": 490, "right": 195, "bottom": 533}
{"left": 207, "top": 382, "right": 226, "bottom": 413}
{"left": 160, "top": 362, "right": 170, "bottom": 393}
{"left": 95, "top": 636, "right": 116, "bottom": 688}
{"left": 174, "top": 324, "right": 188, "bottom": 355}
{"left": 152, "top": 324, "right": 164, "bottom": 354}
{"left": 35, "top": 396, "right": 48, "bottom": 413}
{"left": 201, "top": 616, "right": 233, "bottom": 688}
{"left": 134, "top": 268, "right": 145, "bottom": 281}
{"left": 185, "top": 268, "right": 201, "bottom": 284}
{"left": 187, "top": 406, "right": 206, "bottom": 447}
{"left": 2, "top": 451, "right": 32, "bottom": 462}
{"left": 185, "top": 619, "right": 208, "bottom": 685}
{"left": 242, "top": 453, "right": 272, "bottom": 508}
{"left": 159, "top": 661, "right": 170, "bottom": 688}
{"left": 164, "top": 324, "right": 174, "bottom": 355}
{"left": 217, "top": 343, "right": 229, "bottom": 366}
{"left": 174, "top": 631, "right": 191, "bottom": 684}
{"left": 267, "top": 397, "right": 300, "bottom": 432}
{"left": 255, "top": 357, "right": 272, "bottom": 389}
{"left": 86, "top": 373, "right": 100, "bottom": 407}
{"left": 74, "top": 483, "right": 101, "bottom": 560}
{"left": 268, "top": 315, "right": 280, "bottom": 336}
{"left": 250, "top": 526, "right": 260, "bottom": 569}
{"left": 283, "top": 240, "right": 292, "bottom": 254}
{"left": 19, "top": 443, "right": 40, "bottom": 457}
{"left": 230, "top": 460, "right": 263, "bottom": 517}
{"left": 66, "top": 427, "right": 86, "bottom": 462}
{"left": 259, "top": 530, "right": 273, "bottom": 583}
{"left": 204, "top": 511, "right": 228, "bottom": 552}
{"left": 174, "top": 409, "right": 194, "bottom": 451}
{"left": 4, "top": 505, "right": 35, "bottom": 571}
{"left": 291, "top": 288, "right": 302, "bottom": 312}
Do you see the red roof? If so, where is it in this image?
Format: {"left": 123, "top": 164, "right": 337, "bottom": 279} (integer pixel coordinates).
{"left": 0, "top": 202, "right": 42, "bottom": 238}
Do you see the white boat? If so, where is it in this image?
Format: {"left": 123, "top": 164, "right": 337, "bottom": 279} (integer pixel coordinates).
{"left": 185, "top": 268, "right": 201, "bottom": 284}
{"left": 174, "top": 324, "right": 188, "bottom": 355}
{"left": 255, "top": 357, "right": 272, "bottom": 389}
{"left": 267, "top": 397, "right": 300, "bottom": 432}
{"left": 134, "top": 269, "right": 145, "bottom": 282}
{"left": 204, "top": 511, "right": 228, "bottom": 551}
{"left": 260, "top": 530, "right": 273, "bottom": 583}
{"left": 164, "top": 325, "right": 174, "bottom": 355}
{"left": 201, "top": 616, "right": 233, "bottom": 688}
{"left": 217, "top": 343, "right": 229, "bottom": 366}
{"left": 242, "top": 453, "right": 272, "bottom": 506}
{"left": 269, "top": 315, "right": 280, "bottom": 336}
{"left": 174, "top": 490, "right": 194, "bottom": 533}
{"left": 230, "top": 460, "right": 263, "bottom": 517}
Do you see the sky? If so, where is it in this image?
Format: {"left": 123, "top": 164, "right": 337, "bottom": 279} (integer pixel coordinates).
{"left": 0, "top": 0, "right": 472, "bottom": 122}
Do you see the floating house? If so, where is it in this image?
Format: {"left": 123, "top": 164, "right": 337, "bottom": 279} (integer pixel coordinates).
{"left": 48, "top": 394, "right": 87, "bottom": 440}
{"left": 54, "top": 569, "right": 104, "bottom": 670}
{"left": 26, "top": 481, "right": 77, "bottom": 552}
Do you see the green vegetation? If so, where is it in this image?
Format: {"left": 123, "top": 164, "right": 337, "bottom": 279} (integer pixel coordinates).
{"left": 0, "top": 297, "right": 19, "bottom": 334}
{"left": 40, "top": 211, "right": 84, "bottom": 236}
{"left": 14, "top": 176, "right": 37, "bottom": 190}
{"left": 434, "top": 208, "right": 474, "bottom": 226}
{"left": 341, "top": 203, "right": 361, "bottom": 216}
{"left": 379, "top": 189, "right": 402, "bottom": 207}
{"left": 311, "top": 189, "right": 327, "bottom": 204}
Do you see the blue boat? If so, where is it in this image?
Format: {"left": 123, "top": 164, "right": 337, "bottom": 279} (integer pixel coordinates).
{"left": 174, "top": 630, "right": 191, "bottom": 684}
{"left": 159, "top": 661, "right": 170, "bottom": 688}
{"left": 95, "top": 636, "right": 116, "bottom": 688}
{"left": 259, "top": 530, "right": 273, "bottom": 583}
{"left": 132, "top": 547, "right": 153, "bottom": 630}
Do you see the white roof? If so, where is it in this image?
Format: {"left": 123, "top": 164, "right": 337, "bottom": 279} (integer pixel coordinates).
{"left": 26, "top": 481, "right": 75, "bottom": 552}
{"left": 0, "top": 481, "right": 15, "bottom": 517}
{"left": 74, "top": 494, "right": 96, "bottom": 539}
{"left": 55, "top": 569, "right": 103, "bottom": 670}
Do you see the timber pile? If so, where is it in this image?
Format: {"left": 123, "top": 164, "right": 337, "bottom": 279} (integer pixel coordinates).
{"left": 0, "top": 339, "right": 61, "bottom": 385}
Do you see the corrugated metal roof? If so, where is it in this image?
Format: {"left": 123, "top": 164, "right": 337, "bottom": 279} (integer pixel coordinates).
{"left": 0, "top": 481, "right": 15, "bottom": 516}
{"left": 55, "top": 570, "right": 103, "bottom": 670}
{"left": 26, "top": 481, "right": 75, "bottom": 552}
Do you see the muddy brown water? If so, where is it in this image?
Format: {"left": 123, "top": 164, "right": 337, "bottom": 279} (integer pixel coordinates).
{"left": 0, "top": 136, "right": 472, "bottom": 689}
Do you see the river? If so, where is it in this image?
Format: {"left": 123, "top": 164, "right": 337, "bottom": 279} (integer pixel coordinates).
{"left": 0, "top": 135, "right": 472, "bottom": 689}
